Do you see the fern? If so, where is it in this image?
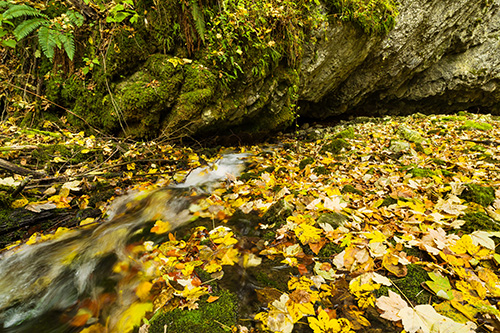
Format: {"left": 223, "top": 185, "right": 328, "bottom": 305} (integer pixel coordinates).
{"left": 38, "top": 25, "right": 57, "bottom": 61}
{"left": 13, "top": 17, "right": 47, "bottom": 40}
{"left": 66, "top": 10, "right": 85, "bottom": 27}
{"left": 190, "top": 0, "right": 205, "bottom": 43}
{"left": 60, "top": 32, "right": 76, "bottom": 61}
{"left": 2, "top": 4, "right": 47, "bottom": 20}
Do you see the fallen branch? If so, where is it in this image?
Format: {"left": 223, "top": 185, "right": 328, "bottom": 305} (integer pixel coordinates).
{"left": 0, "top": 158, "right": 45, "bottom": 178}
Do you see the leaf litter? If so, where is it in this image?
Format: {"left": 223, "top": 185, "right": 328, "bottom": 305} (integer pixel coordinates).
{"left": 1, "top": 113, "right": 500, "bottom": 332}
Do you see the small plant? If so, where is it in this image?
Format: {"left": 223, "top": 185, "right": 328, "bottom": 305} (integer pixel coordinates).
{"left": 1, "top": 2, "right": 84, "bottom": 61}
{"left": 325, "top": 0, "right": 399, "bottom": 33}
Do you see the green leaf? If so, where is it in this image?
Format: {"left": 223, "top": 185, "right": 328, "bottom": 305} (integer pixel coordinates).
{"left": 13, "top": 17, "right": 47, "bottom": 40}
{"left": 2, "top": 38, "right": 16, "bottom": 48}
{"left": 424, "top": 271, "right": 454, "bottom": 300}
{"left": 190, "top": 0, "right": 205, "bottom": 43}
{"left": 60, "top": 32, "right": 75, "bottom": 60}
{"left": 2, "top": 4, "right": 47, "bottom": 20}
{"left": 66, "top": 10, "right": 84, "bottom": 27}
{"left": 37, "top": 25, "right": 56, "bottom": 61}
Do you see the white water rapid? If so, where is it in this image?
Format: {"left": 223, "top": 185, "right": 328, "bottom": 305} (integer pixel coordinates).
{"left": 0, "top": 153, "right": 247, "bottom": 332}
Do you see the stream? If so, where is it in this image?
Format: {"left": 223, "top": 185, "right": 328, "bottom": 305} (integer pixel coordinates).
{"left": 0, "top": 153, "right": 248, "bottom": 332}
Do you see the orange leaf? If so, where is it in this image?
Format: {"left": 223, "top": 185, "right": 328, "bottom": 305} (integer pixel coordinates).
{"left": 207, "top": 296, "right": 220, "bottom": 303}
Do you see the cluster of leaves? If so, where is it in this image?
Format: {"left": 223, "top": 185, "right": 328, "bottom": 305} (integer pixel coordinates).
{"left": 203, "top": 0, "right": 326, "bottom": 81}
{"left": 0, "top": 1, "right": 84, "bottom": 61}
{"left": 325, "top": 0, "right": 399, "bottom": 33}
{"left": 2, "top": 112, "right": 500, "bottom": 332}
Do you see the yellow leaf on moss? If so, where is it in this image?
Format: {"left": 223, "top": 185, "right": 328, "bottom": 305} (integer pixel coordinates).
{"left": 295, "top": 224, "right": 322, "bottom": 245}
{"left": 12, "top": 197, "right": 28, "bottom": 208}
{"left": 114, "top": 302, "right": 152, "bottom": 333}
{"left": 151, "top": 220, "right": 170, "bottom": 234}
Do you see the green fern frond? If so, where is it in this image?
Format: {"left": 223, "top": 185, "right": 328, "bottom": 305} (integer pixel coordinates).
{"left": 13, "top": 17, "right": 47, "bottom": 40}
{"left": 190, "top": 0, "right": 205, "bottom": 43}
{"left": 38, "top": 25, "right": 57, "bottom": 61}
{"left": 66, "top": 10, "right": 85, "bottom": 27}
{"left": 2, "top": 4, "right": 47, "bottom": 20}
{"left": 60, "top": 32, "right": 75, "bottom": 60}
{"left": 0, "top": 1, "right": 10, "bottom": 8}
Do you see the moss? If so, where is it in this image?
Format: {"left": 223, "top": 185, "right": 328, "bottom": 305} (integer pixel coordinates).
{"left": 459, "top": 120, "right": 493, "bottom": 131}
{"left": 320, "top": 138, "right": 350, "bottom": 155}
{"left": 409, "top": 168, "right": 436, "bottom": 178}
{"left": 298, "top": 157, "right": 314, "bottom": 169}
{"left": 262, "top": 199, "right": 294, "bottom": 227}
{"left": 459, "top": 183, "right": 495, "bottom": 207}
{"left": 148, "top": 289, "right": 237, "bottom": 333}
{"left": 381, "top": 197, "right": 397, "bottom": 207}
{"left": 397, "top": 125, "right": 424, "bottom": 144}
{"left": 376, "top": 264, "right": 431, "bottom": 305}
{"left": 317, "top": 242, "right": 344, "bottom": 258}
{"left": 314, "top": 166, "right": 330, "bottom": 175}
{"left": 460, "top": 212, "right": 500, "bottom": 233}
{"left": 341, "top": 184, "right": 363, "bottom": 195}
{"left": 335, "top": 127, "right": 355, "bottom": 139}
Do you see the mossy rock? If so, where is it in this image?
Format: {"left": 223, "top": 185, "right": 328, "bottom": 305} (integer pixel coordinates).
{"left": 148, "top": 289, "right": 238, "bottom": 333}
{"left": 459, "top": 120, "right": 493, "bottom": 131}
{"left": 317, "top": 242, "right": 344, "bottom": 258}
{"left": 262, "top": 199, "right": 294, "bottom": 227}
{"left": 459, "top": 183, "right": 495, "bottom": 207}
{"left": 298, "top": 157, "right": 315, "bottom": 169}
{"left": 320, "top": 138, "right": 350, "bottom": 155}
{"left": 376, "top": 264, "right": 431, "bottom": 305}
{"left": 388, "top": 140, "right": 411, "bottom": 154}
{"left": 341, "top": 184, "right": 363, "bottom": 195}
{"left": 397, "top": 125, "right": 424, "bottom": 144}
{"left": 334, "top": 127, "right": 355, "bottom": 139}
{"left": 314, "top": 166, "right": 330, "bottom": 175}
{"left": 460, "top": 212, "right": 500, "bottom": 233}
{"left": 317, "top": 212, "right": 350, "bottom": 229}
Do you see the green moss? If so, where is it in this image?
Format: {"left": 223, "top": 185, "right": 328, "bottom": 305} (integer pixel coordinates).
{"left": 341, "top": 184, "right": 363, "bottom": 195}
{"left": 376, "top": 264, "right": 431, "bottom": 305}
{"left": 262, "top": 199, "right": 294, "bottom": 227}
{"left": 299, "top": 157, "right": 314, "bottom": 169}
{"left": 148, "top": 289, "right": 237, "bottom": 333}
{"left": 323, "top": 0, "right": 398, "bottom": 34}
{"left": 460, "top": 212, "right": 500, "bottom": 233}
{"left": 409, "top": 168, "right": 436, "bottom": 178}
{"left": 381, "top": 197, "right": 397, "bottom": 207}
{"left": 335, "top": 127, "right": 355, "bottom": 139}
{"left": 317, "top": 242, "right": 344, "bottom": 258}
{"left": 459, "top": 120, "right": 493, "bottom": 131}
{"left": 320, "top": 138, "right": 350, "bottom": 155}
{"left": 459, "top": 183, "right": 495, "bottom": 207}
{"left": 314, "top": 166, "right": 330, "bottom": 175}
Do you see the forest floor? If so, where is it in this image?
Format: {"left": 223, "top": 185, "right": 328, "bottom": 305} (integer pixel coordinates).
{"left": 1, "top": 112, "right": 500, "bottom": 333}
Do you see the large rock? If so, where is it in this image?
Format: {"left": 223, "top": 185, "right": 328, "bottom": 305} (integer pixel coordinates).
{"left": 299, "top": 0, "right": 500, "bottom": 117}
{"left": 60, "top": 0, "right": 500, "bottom": 139}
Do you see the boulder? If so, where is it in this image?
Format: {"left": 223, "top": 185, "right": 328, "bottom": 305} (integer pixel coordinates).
{"left": 300, "top": 0, "right": 500, "bottom": 117}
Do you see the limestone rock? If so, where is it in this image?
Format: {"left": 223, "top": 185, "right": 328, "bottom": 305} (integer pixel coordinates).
{"left": 300, "top": 0, "right": 500, "bottom": 118}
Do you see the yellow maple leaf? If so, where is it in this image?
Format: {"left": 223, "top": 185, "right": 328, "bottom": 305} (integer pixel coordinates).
{"left": 151, "top": 220, "right": 170, "bottom": 234}
{"left": 308, "top": 309, "right": 353, "bottom": 333}
{"left": 113, "top": 302, "right": 152, "bottom": 333}
{"left": 364, "top": 230, "right": 386, "bottom": 243}
{"left": 295, "top": 224, "right": 322, "bottom": 245}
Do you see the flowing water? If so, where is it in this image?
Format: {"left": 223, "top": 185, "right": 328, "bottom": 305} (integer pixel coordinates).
{"left": 0, "top": 153, "right": 248, "bottom": 332}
